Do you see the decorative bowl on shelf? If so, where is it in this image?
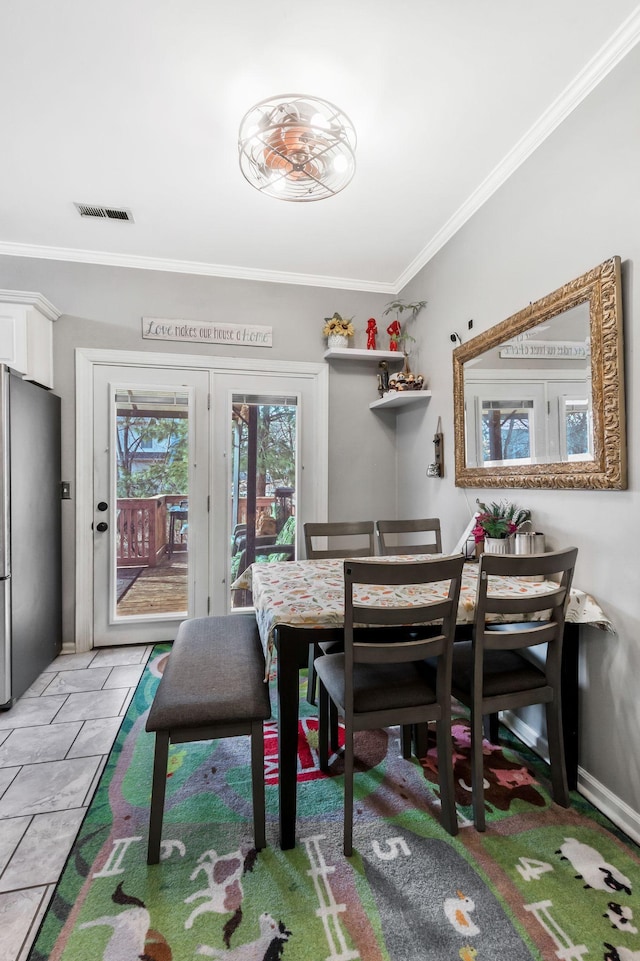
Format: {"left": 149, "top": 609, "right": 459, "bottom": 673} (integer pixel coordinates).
{"left": 387, "top": 372, "right": 425, "bottom": 392}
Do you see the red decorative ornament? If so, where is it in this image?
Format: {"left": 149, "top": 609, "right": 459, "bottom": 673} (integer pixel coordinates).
{"left": 366, "top": 318, "right": 377, "bottom": 350}
{"left": 386, "top": 319, "right": 401, "bottom": 351}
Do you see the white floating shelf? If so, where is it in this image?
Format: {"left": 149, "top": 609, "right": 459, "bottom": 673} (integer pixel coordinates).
{"left": 369, "top": 390, "right": 432, "bottom": 410}
{"left": 324, "top": 347, "right": 402, "bottom": 362}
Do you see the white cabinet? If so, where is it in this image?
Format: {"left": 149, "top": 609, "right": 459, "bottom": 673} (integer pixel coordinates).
{"left": 0, "top": 300, "right": 55, "bottom": 388}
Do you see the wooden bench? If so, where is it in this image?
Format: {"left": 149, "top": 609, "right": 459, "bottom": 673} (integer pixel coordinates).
{"left": 145, "top": 614, "right": 271, "bottom": 863}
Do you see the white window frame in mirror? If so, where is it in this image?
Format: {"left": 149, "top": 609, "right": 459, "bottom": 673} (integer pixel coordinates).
{"left": 453, "top": 256, "right": 626, "bottom": 490}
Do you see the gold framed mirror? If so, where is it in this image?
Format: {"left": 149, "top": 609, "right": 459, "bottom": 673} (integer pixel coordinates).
{"left": 453, "top": 256, "right": 626, "bottom": 490}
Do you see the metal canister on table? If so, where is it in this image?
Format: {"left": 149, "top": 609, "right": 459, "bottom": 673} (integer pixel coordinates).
{"left": 514, "top": 520, "right": 546, "bottom": 555}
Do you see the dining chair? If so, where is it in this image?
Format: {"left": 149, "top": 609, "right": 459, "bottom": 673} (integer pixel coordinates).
{"left": 315, "top": 554, "right": 465, "bottom": 856}
{"left": 303, "top": 520, "right": 376, "bottom": 560}
{"left": 376, "top": 517, "right": 442, "bottom": 555}
{"left": 304, "top": 521, "right": 376, "bottom": 709}
{"left": 446, "top": 547, "right": 578, "bottom": 831}
{"left": 231, "top": 515, "right": 297, "bottom": 581}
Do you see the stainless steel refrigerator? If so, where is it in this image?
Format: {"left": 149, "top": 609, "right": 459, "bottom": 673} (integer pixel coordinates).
{"left": 0, "top": 366, "right": 62, "bottom": 708}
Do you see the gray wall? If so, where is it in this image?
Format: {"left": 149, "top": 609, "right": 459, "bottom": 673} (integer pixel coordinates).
{"left": 396, "top": 43, "right": 640, "bottom": 825}
{"left": 0, "top": 256, "right": 396, "bottom": 647}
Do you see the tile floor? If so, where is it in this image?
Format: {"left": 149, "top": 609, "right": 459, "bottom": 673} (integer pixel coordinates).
{"left": 0, "top": 644, "right": 153, "bottom": 961}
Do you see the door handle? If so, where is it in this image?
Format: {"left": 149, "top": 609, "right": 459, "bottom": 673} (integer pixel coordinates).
{"left": 96, "top": 521, "right": 108, "bottom": 532}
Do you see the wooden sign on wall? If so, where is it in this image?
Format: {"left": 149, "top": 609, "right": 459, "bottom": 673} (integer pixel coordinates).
{"left": 142, "top": 317, "right": 273, "bottom": 347}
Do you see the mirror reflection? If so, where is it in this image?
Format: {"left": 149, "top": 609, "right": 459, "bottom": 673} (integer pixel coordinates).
{"left": 463, "top": 301, "right": 592, "bottom": 468}
{"left": 453, "top": 257, "right": 626, "bottom": 490}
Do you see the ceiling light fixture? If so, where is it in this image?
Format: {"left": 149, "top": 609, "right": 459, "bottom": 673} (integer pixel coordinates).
{"left": 238, "top": 94, "right": 356, "bottom": 202}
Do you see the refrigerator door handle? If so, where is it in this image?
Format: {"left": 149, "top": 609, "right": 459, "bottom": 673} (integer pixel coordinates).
{"left": 0, "top": 575, "right": 11, "bottom": 706}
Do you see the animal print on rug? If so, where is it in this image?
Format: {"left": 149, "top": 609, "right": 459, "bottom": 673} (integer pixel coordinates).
{"left": 28, "top": 646, "right": 640, "bottom": 961}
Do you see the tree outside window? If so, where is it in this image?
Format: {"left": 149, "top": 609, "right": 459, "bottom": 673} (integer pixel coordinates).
{"left": 117, "top": 414, "right": 188, "bottom": 497}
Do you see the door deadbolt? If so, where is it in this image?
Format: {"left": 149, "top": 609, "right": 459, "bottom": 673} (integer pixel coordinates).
{"left": 96, "top": 521, "right": 108, "bottom": 532}
{"left": 97, "top": 501, "right": 108, "bottom": 511}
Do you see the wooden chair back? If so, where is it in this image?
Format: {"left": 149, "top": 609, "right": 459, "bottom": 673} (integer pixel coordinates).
{"left": 344, "top": 555, "right": 462, "bottom": 685}
{"left": 473, "top": 547, "right": 578, "bottom": 676}
{"left": 304, "top": 521, "right": 375, "bottom": 559}
{"left": 376, "top": 517, "right": 442, "bottom": 555}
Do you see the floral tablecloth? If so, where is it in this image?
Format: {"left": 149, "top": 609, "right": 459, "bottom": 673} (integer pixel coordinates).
{"left": 231, "top": 556, "right": 614, "bottom": 673}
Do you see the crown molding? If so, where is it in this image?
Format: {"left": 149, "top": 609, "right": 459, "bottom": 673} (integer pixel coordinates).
{"left": 0, "top": 242, "right": 395, "bottom": 294}
{"left": 0, "top": 288, "right": 61, "bottom": 320}
{"left": 2, "top": 8, "right": 639, "bottom": 299}
{"left": 394, "top": 6, "right": 640, "bottom": 291}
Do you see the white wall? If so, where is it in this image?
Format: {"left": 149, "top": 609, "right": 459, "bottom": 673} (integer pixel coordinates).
{"left": 396, "top": 44, "right": 640, "bottom": 830}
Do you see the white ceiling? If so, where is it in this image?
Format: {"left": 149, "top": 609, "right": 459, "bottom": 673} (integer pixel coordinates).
{"left": 1, "top": 1, "right": 639, "bottom": 294}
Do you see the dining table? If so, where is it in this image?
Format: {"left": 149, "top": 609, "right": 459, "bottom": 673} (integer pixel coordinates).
{"left": 232, "top": 555, "right": 613, "bottom": 849}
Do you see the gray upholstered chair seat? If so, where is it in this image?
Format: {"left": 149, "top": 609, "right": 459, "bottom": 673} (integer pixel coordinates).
{"left": 448, "top": 640, "right": 548, "bottom": 698}
{"left": 315, "top": 652, "right": 438, "bottom": 713}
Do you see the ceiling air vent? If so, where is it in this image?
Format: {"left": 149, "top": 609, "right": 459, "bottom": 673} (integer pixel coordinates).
{"left": 74, "top": 203, "right": 134, "bottom": 222}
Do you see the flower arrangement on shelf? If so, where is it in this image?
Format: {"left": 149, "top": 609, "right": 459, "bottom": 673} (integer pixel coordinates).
{"left": 473, "top": 499, "right": 531, "bottom": 542}
{"left": 323, "top": 312, "right": 355, "bottom": 339}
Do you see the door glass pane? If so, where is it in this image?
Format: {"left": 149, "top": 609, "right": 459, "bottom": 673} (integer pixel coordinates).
{"left": 229, "top": 394, "right": 297, "bottom": 607}
{"left": 114, "top": 388, "right": 189, "bottom": 618}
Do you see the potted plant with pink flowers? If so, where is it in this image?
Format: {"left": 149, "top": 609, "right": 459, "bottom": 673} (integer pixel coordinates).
{"left": 473, "top": 499, "right": 531, "bottom": 555}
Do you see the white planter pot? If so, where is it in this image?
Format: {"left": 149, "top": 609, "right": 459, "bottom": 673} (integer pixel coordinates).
{"left": 327, "top": 334, "right": 350, "bottom": 349}
{"left": 483, "top": 537, "right": 512, "bottom": 555}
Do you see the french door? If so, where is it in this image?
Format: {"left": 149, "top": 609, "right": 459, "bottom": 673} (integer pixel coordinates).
{"left": 92, "top": 365, "right": 210, "bottom": 645}
{"left": 210, "top": 369, "right": 327, "bottom": 614}
{"left": 76, "top": 350, "right": 328, "bottom": 651}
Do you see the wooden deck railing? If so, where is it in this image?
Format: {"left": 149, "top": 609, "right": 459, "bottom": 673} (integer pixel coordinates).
{"left": 117, "top": 495, "right": 187, "bottom": 567}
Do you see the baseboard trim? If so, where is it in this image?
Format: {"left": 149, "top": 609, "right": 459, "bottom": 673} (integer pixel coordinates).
{"left": 577, "top": 768, "right": 640, "bottom": 847}
{"left": 501, "top": 710, "right": 550, "bottom": 763}
{"left": 501, "top": 711, "right": 640, "bottom": 846}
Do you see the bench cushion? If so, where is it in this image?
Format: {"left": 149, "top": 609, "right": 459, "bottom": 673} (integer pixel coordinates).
{"left": 146, "top": 615, "right": 271, "bottom": 732}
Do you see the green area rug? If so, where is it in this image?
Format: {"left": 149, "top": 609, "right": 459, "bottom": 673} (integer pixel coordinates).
{"left": 29, "top": 645, "right": 640, "bottom": 960}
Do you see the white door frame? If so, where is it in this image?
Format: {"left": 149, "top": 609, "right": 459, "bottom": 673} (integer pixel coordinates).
{"left": 75, "top": 347, "right": 328, "bottom": 653}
